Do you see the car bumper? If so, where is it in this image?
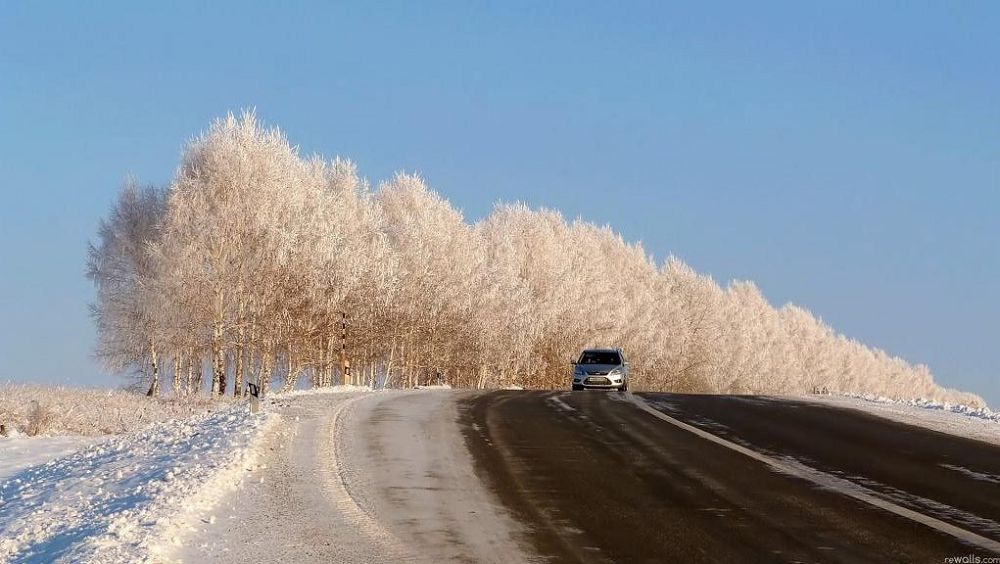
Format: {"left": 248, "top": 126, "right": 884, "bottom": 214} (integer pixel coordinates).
{"left": 572, "top": 377, "right": 624, "bottom": 389}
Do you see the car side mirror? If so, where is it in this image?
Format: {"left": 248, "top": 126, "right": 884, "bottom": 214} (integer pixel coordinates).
{"left": 569, "top": 360, "right": 576, "bottom": 366}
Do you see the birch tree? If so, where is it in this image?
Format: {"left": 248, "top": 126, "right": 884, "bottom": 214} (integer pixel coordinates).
{"left": 87, "top": 179, "right": 169, "bottom": 394}
{"left": 86, "top": 111, "right": 985, "bottom": 408}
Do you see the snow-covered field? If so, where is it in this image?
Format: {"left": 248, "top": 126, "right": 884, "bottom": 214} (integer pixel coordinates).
{"left": 803, "top": 393, "right": 1000, "bottom": 446}
{"left": 0, "top": 436, "right": 102, "bottom": 482}
{"left": 0, "top": 401, "right": 272, "bottom": 563}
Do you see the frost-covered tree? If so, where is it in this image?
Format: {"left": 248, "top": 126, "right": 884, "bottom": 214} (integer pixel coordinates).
{"left": 87, "top": 179, "right": 169, "bottom": 394}
{"left": 152, "top": 111, "right": 314, "bottom": 396}
{"left": 87, "top": 112, "right": 985, "bottom": 407}
{"left": 376, "top": 173, "right": 480, "bottom": 388}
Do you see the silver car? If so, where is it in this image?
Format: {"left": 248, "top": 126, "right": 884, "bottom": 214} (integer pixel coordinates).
{"left": 571, "top": 348, "right": 629, "bottom": 391}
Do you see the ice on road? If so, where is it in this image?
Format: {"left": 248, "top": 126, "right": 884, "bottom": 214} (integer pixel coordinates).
{"left": 178, "top": 391, "right": 531, "bottom": 563}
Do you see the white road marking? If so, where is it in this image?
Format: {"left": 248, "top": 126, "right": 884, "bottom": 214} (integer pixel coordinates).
{"left": 546, "top": 394, "right": 577, "bottom": 413}
{"left": 941, "top": 463, "right": 1000, "bottom": 485}
{"left": 627, "top": 393, "right": 1000, "bottom": 554}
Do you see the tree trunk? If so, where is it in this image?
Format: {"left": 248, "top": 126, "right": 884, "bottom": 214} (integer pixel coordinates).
{"left": 324, "top": 335, "right": 333, "bottom": 387}
{"left": 476, "top": 365, "right": 487, "bottom": 389}
{"left": 211, "top": 322, "right": 225, "bottom": 395}
{"left": 146, "top": 341, "right": 160, "bottom": 397}
{"left": 185, "top": 350, "right": 198, "bottom": 395}
{"left": 211, "top": 288, "right": 226, "bottom": 396}
{"left": 172, "top": 356, "right": 182, "bottom": 396}
{"left": 234, "top": 301, "right": 247, "bottom": 397}
{"left": 310, "top": 340, "right": 320, "bottom": 388}
{"left": 383, "top": 342, "right": 396, "bottom": 390}
{"left": 260, "top": 351, "right": 274, "bottom": 397}
{"left": 233, "top": 343, "right": 245, "bottom": 397}
{"left": 288, "top": 342, "right": 298, "bottom": 389}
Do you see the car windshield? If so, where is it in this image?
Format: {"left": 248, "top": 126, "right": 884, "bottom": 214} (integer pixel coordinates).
{"left": 578, "top": 351, "right": 621, "bottom": 365}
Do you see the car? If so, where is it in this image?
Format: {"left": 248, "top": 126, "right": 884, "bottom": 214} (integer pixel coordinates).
{"left": 570, "top": 348, "right": 629, "bottom": 391}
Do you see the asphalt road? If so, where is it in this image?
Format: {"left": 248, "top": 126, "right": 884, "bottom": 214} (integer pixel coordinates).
{"left": 460, "top": 391, "right": 1000, "bottom": 563}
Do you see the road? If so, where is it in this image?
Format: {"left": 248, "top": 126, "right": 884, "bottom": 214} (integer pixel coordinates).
{"left": 461, "top": 391, "right": 1000, "bottom": 563}
{"left": 181, "top": 390, "right": 1000, "bottom": 563}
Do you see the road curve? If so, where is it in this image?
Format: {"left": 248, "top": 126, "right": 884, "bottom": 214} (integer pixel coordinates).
{"left": 460, "top": 390, "right": 1000, "bottom": 563}
{"left": 178, "top": 391, "right": 533, "bottom": 564}
{"left": 178, "top": 390, "right": 1000, "bottom": 563}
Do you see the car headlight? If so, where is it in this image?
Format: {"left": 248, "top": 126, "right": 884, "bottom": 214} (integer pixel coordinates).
{"left": 609, "top": 368, "right": 622, "bottom": 376}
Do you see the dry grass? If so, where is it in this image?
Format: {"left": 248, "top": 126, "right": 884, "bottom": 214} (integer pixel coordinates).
{"left": 0, "top": 383, "right": 231, "bottom": 437}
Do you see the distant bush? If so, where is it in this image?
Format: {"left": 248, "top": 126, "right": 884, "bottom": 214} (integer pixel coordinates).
{"left": 25, "top": 400, "right": 56, "bottom": 437}
{"left": 0, "top": 383, "right": 228, "bottom": 437}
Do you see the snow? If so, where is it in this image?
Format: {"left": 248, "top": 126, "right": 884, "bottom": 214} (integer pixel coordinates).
{"left": 0, "top": 402, "right": 273, "bottom": 563}
{"left": 175, "top": 391, "right": 407, "bottom": 563}
{"left": 845, "top": 393, "right": 1000, "bottom": 422}
{"left": 802, "top": 393, "right": 1000, "bottom": 446}
{"left": 268, "top": 383, "right": 373, "bottom": 399}
{"left": 939, "top": 464, "right": 1000, "bottom": 485}
{"left": 0, "top": 436, "right": 100, "bottom": 481}
{"left": 546, "top": 395, "right": 576, "bottom": 413}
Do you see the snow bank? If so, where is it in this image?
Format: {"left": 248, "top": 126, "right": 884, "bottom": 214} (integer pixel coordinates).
{"left": 269, "top": 383, "right": 373, "bottom": 399}
{"left": 804, "top": 393, "right": 1000, "bottom": 446}
{"left": 841, "top": 393, "right": 1000, "bottom": 424}
{"left": 414, "top": 384, "right": 452, "bottom": 390}
{"left": 0, "top": 401, "right": 273, "bottom": 563}
{"left": 0, "top": 383, "right": 222, "bottom": 437}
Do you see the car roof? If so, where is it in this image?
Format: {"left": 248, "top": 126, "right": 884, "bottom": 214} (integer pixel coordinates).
{"left": 581, "top": 348, "right": 622, "bottom": 353}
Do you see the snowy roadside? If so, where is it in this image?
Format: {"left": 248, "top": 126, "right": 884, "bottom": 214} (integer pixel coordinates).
{"left": 172, "top": 391, "right": 401, "bottom": 563}
{"left": 178, "top": 389, "right": 531, "bottom": 564}
{"left": 798, "top": 394, "right": 1000, "bottom": 446}
{"left": 0, "top": 401, "right": 274, "bottom": 564}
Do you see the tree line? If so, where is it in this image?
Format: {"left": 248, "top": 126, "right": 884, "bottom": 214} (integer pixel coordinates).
{"left": 86, "top": 112, "right": 983, "bottom": 406}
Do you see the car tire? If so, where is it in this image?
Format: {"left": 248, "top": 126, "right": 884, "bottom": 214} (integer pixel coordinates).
{"left": 572, "top": 384, "right": 584, "bottom": 391}
{"left": 619, "top": 381, "right": 628, "bottom": 392}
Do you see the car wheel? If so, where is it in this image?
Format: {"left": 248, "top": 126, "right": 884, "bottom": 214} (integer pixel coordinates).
{"left": 572, "top": 384, "right": 583, "bottom": 391}
{"left": 620, "top": 381, "right": 628, "bottom": 392}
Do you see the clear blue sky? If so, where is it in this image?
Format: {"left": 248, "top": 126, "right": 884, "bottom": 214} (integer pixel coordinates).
{"left": 1, "top": 2, "right": 997, "bottom": 405}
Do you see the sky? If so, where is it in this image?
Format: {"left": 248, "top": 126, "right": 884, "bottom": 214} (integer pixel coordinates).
{"left": 1, "top": 2, "right": 997, "bottom": 405}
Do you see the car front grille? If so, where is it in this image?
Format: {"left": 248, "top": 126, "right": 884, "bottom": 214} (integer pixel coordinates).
{"left": 585, "top": 376, "right": 611, "bottom": 385}
{"left": 586, "top": 370, "right": 609, "bottom": 376}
